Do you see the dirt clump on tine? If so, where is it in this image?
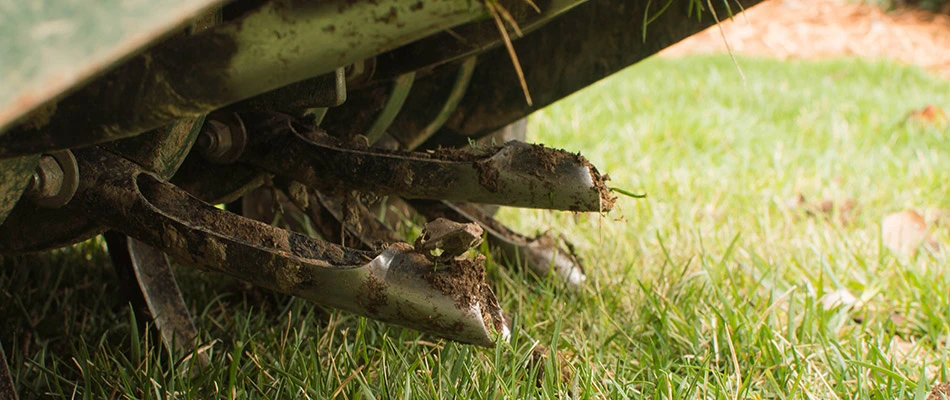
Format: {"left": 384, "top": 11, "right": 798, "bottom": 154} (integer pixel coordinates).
{"left": 359, "top": 273, "right": 388, "bottom": 315}
{"left": 424, "top": 256, "right": 487, "bottom": 309}
{"left": 474, "top": 159, "right": 500, "bottom": 192}
{"left": 591, "top": 167, "right": 614, "bottom": 211}
{"left": 520, "top": 143, "right": 616, "bottom": 211}
{"left": 143, "top": 172, "right": 370, "bottom": 266}
{"left": 422, "top": 254, "right": 507, "bottom": 333}
{"left": 529, "top": 143, "right": 560, "bottom": 174}
{"left": 928, "top": 382, "right": 950, "bottom": 400}
{"left": 531, "top": 144, "right": 616, "bottom": 210}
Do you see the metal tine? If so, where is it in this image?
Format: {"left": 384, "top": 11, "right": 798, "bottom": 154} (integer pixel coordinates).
{"left": 309, "top": 190, "right": 403, "bottom": 249}
{"left": 235, "top": 185, "right": 311, "bottom": 235}
{"left": 238, "top": 113, "right": 612, "bottom": 212}
{"left": 258, "top": 179, "right": 400, "bottom": 250}
{"left": 409, "top": 199, "right": 587, "bottom": 288}
{"left": 104, "top": 232, "right": 209, "bottom": 370}
{"left": 73, "top": 147, "right": 508, "bottom": 346}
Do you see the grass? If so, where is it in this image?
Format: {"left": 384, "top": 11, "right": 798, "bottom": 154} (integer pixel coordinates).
{"left": 3, "top": 54, "right": 950, "bottom": 398}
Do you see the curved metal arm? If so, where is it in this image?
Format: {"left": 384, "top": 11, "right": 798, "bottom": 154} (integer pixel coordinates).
{"left": 73, "top": 147, "right": 508, "bottom": 346}
{"left": 241, "top": 115, "right": 612, "bottom": 212}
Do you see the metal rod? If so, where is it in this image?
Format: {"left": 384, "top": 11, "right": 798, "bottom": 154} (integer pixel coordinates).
{"left": 403, "top": 57, "right": 477, "bottom": 151}
{"left": 365, "top": 73, "right": 415, "bottom": 145}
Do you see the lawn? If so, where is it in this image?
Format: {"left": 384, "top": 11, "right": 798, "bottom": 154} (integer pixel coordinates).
{"left": 3, "top": 54, "right": 950, "bottom": 398}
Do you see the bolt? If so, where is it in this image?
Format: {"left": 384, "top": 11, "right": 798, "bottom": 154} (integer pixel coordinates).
{"left": 197, "top": 120, "right": 234, "bottom": 162}
{"left": 25, "top": 155, "right": 66, "bottom": 205}
{"left": 196, "top": 128, "right": 217, "bottom": 153}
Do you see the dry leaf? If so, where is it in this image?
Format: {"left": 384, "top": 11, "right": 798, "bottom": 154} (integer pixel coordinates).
{"left": 819, "top": 288, "right": 860, "bottom": 310}
{"left": 525, "top": 344, "right": 574, "bottom": 387}
{"left": 904, "top": 104, "right": 949, "bottom": 127}
{"left": 882, "top": 210, "right": 938, "bottom": 256}
{"left": 924, "top": 208, "right": 950, "bottom": 227}
{"left": 786, "top": 193, "right": 857, "bottom": 225}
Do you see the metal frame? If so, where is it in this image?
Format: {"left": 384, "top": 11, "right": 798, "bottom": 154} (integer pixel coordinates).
{"left": 0, "top": 0, "right": 494, "bottom": 157}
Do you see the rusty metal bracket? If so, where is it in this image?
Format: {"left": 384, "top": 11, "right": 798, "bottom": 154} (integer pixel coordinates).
{"left": 72, "top": 146, "right": 509, "bottom": 346}
{"left": 239, "top": 114, "right": 612, "bottom": 212}
{"left": 411, "top": 200, "right": 587, "bottom": 287}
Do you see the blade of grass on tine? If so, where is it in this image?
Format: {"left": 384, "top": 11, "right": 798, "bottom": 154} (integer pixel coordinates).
{"left": 706, "top": 0, "right": 745, "bottom": 83}
{"left": 522, "top": 0, "right": 541, "bottom": 13}
{"left": 494, "top": 3, "right": 525, "bottom": 37}
{"left": 642, "top": 0, "right": 676, "bottom": 42}
{"left": 485, "top": 0, "right": 533, "bottom": 105}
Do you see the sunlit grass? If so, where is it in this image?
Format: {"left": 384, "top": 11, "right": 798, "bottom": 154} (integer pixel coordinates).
{"left": 2, "top": 55, "right": 950, "bottom": 398}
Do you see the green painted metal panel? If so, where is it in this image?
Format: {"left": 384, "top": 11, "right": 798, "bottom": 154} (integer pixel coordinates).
{"left": 0, "top": 0, "right": 227, "bottom": 133}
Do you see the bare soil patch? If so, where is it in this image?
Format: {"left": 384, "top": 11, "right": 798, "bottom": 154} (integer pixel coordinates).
{"left": 662, "top": 0, "right": 950, "bottom": 77}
